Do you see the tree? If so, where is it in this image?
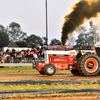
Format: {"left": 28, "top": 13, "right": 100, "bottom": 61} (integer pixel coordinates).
{"left": 0, "top": 31, "right": 9, "bottom": 48}
{"left": 67, "top": 33, "right": 75, "bottom": 45}
{"left": 50, "top": 38, "right": 62, "bottom": 45}
{"left": 75, "top": 24, "right": 96, "bottom": 48}
{"left": 42, "top": 37, "right": 47, "bottom": 45}
{"left": 76, "top": 26, "right": 87, "bottom": 34}
{"left": 76, "top": 34, "right": 86, "bottom": 45}
{"left": 24, "top": 34, "right": 43, "bottom": 47}
{"left": 87, "top": 22, "right": 96, "bottom": 46}
{"left": 0, "top": 25, "right": 5, "bottom": 31}
{"left": 75, "top": 26, "right": 87, "bottom": 46}
{"left": 7, "top": 22, "right": 27, "bottom": 42}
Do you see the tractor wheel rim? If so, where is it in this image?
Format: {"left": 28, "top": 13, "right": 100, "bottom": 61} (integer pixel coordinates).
{"left": 47, "top": 67, "right": 54, "bottom": 74}
{"left": 84, "top": 58, "right": 98, "bottom": 73}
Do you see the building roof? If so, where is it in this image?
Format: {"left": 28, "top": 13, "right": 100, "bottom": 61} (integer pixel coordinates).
{"left": 4, "top": 41, "right": 19, "bottom": 47}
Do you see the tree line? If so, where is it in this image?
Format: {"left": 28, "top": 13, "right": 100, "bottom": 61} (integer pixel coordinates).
{"left": 67, "top": 21, "right": 96, "bottom": 49}
{"left": 0, "top": 21, "right": 96, "bottom": 49}
{"left": 0, "top": 22, "right": 62, "bottom": 48}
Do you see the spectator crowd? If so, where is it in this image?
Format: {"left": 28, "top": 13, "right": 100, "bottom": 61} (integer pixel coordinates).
{"left": 0, "top": 44, "right": 45, "bottom": 63}
{"left": 0, "top": 43, "right": 73, "bottom": 63}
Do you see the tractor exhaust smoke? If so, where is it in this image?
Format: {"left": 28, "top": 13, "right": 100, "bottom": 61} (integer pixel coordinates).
{"left": 61, "top": 0, "right": 100, "bottom": 45}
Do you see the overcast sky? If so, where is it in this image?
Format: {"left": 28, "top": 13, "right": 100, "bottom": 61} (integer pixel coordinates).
{"left": 0, "top": 0, "right": 80, "bottom": 44}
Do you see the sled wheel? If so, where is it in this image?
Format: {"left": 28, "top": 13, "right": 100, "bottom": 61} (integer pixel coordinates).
{"left": 44, "top": 64, "right": 56, "bottom": 76}
{"left": 71, "top": 70, "right": 81, "bottom": 76}
{"left": 78, "top": 53, "right": 100, "bottom": 76}
{"left": 39, "top": 71, "right": 45, "bottom": 75}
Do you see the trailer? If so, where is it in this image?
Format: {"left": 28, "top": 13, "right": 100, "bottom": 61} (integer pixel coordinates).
{"left": 32, "top": 43, "right": 100, "bottom": 76}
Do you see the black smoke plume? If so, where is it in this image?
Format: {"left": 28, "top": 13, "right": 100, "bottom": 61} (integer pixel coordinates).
{"left": 61, "top": 0, "right": 100, "bottom": 45}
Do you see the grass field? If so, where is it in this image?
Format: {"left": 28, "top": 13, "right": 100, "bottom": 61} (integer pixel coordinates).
{"left": 0, "top": 67, "right": 37, "bottom": 72}
{"left": 0, "top": 83, "right": 100, "bottom": 91}
{"left": 0, "top": 67, "right": 69, "bottom": 72}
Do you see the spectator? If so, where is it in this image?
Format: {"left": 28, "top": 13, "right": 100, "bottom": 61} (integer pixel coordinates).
{"left": 5, "top": 53, "right": 9, "bottom": 58}
{"left": 16, "top": 50, "right": 20, "bottom": 56}
{"left": 14, "top": 53, "right": 19, "bottom": 63}
{"left": 24, "top": 51, "right": 28, "bottom": 59}
{"left": 30, "top": 50, "right": 35, "bottom": 60}
{"left": 32, "top": 43, "right": 35, "bottom": 49}
{"left": 12, "top": 47, "right": 15, "bottom": 54}
{"left": 20, "top": 49, "right": 25, "bottom": 62}
{"left": 1, "top": 54, "right": 6, "bottom": 63}
{"left": 10, "top": 50, "right": 14, "bottom": 63}
{"left": 41, "top": 52, "right": 44, "bottom": 60}
{"left": 34, "top": 51, "right": 38, "bottom": 61}
{"left": 27, "top": 48, "right": 30, "bottom": 52}
{"left": 7, "top": 50, "right": 11, "bottom": 55}
{"left": 38, "top": 53, "right": 41, "bottom": 60}
{"left": 20, "top": 50, "right": 25, "bottom": 56}
{"left": 6, "top": 48, "right": 10, "bottom": 54}
{"left": 17, "top": 53, "right": 22, "bottom": 63}
{"left": 0, "top": 52, "right": 2, "bottom": 62}
{"left": 27, "top": 50, "right": 31, "bottom": 60}
{"left": 33, "top": 47, "right": 37, "bottom": 53}
{"left": 6, "top": 55, "right": 11, "bottom": 63}
{"left": 3, "top": 45, "right": 46, "bottom": 63}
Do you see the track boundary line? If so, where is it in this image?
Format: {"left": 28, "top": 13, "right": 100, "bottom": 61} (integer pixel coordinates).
{"left": 0, "top": 89, "right": 100, "bottom": 96}
{"left": 0, "top": 79, "right": 100, "bottom": 85}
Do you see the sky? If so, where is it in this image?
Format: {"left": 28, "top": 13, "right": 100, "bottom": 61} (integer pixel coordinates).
{"left": 0, "top": 0, "right": 82, "bottom": 44}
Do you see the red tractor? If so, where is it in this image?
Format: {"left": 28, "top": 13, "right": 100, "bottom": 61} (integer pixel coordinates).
{"left": 33, "top": 43, "right": 100, "bottom": 76}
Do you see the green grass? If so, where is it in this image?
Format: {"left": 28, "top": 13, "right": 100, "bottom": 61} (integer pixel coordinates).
{"left": 0, "top": 67, "right": 71, "bottom": 72}
{"left": 0, "top": 83, "right": 100, "bottom": 91}
{"left": 83, "top": 83, "right": 88, "bottom": 86}
{"left": 0, "top": 67, "right": 37, "bottom": 72}
{"left": 1, "top": 83, "right": 99, "bottom": 98}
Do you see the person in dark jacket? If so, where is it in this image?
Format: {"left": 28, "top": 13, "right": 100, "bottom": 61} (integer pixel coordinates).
{"left": 37, "top": 53, "right": 41, "bottom": 60}
{"left": 32, "top": 43, "right": 35, "bottom": 49}
{"left": 41, "top": 52, "right": 44, "bottom": 60}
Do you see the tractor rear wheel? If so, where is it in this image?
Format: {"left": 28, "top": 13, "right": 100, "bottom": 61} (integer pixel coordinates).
{"left": 71, "top": 70, "right": 81, "bottom": 76}
{"left": 44, "top": 64, "right": 56, "bottom": 76}
{"left": 78, "top": 53, "right": 100, "bottom": 76}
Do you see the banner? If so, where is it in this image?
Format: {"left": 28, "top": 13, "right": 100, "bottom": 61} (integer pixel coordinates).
{"left": 43, "top": 45, "right": 73, "bottom": 50}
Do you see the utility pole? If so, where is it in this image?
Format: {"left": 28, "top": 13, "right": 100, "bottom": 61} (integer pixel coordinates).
{"left": 45, "top": 0, "right": 48, "bottom": 46}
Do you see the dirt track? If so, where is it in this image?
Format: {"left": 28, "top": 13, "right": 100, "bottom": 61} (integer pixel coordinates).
{"left": 0, "top": 70, "right": 100, "bottom": 81}
{"left": 0, "top": 70, "right": 100, "bottom": 100}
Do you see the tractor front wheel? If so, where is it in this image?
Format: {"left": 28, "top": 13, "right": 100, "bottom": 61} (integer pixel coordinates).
{"left": 44, "top": 64, "right": 56, "bottom": 76}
